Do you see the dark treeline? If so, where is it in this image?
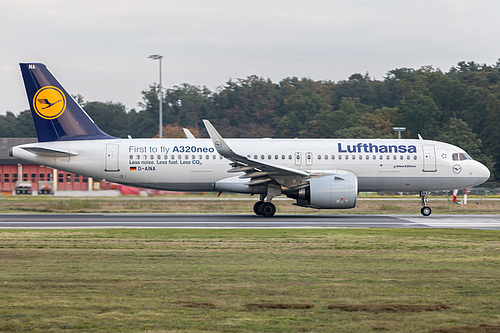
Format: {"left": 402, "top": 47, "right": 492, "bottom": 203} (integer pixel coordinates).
{"left": 1, "top": 61, "right": 499, "bottom": 184}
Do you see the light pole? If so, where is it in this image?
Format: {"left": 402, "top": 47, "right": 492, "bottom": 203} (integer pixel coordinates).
{"left": 393, "top": 127, "right": 406, "bottom": 139}
{"left": 148, "top": 54, "right": 163, "bottom": 138}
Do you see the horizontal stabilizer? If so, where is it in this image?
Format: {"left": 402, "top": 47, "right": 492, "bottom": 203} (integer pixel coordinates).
{"left": 21, "top": 147, "right": 78, "bottom": 157}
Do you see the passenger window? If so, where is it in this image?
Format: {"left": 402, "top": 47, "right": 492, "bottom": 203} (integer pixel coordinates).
{"left": 413, "top": 155, "right": 417, "bottom": 160}
{"left": 275, "top": 155, "right": 278, "bottom": 159}
{"left": 282, "top": 155, "right": 285, "bottom": 159}
{"left": 261, "top": 155, "right": 264, "bottom": 160}
{"left": 339, "top": 155, "right": 342, "bottom": 160}
{"left": 331, "top": 155, "right": 335, "bottom": 160}
{"left": 345, "top": 155, "right": 349, "bottom": 160}
{"left": 254, "top": 155, "right": 257, "bottom": 159}
{"left": 325, "top": 155, "right": 328, "bottom": 160}
{"left": 289, "top": 155, "right": 292, "bottom": 160}
{"left": 268, "top": 155, "right": 271, "bottom": 160}
{"left": 407, "top": 155, "right": 410, "bottom": 160}
{"left": 318, "top": 155, "right": 322, "bottom": 160}
{"left": 352, "top": 155, "right": 355, "bottom": 160}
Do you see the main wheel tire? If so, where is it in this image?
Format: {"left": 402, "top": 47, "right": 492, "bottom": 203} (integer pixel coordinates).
{"left": 253, "top": 201, "right": 264, "bottom": 216}
{"left": 260, "top": 202, "right": 276, "bottom": 217}
{"left": 421, "top": 206, "right": 432, "bottom": 216}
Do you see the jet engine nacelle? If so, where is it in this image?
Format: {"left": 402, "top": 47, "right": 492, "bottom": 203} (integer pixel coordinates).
{"left": 294, "top": 174, "right": 358, "bottom": 209}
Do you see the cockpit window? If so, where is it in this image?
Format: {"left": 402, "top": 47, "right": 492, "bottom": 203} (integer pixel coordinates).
{"left": 461, "top": 153, "right": 472, "bottom": 160}
{"left": 452, "top": 153, "right": 472, "bottom": 161}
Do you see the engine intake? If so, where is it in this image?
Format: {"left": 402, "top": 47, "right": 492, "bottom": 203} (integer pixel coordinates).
{"left": 292, "top": 174, "right": 358, "bottom": 209}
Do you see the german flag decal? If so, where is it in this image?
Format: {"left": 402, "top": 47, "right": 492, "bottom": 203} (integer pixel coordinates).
{"left": 130, "top": 167, "right": 137, "bottom": 171}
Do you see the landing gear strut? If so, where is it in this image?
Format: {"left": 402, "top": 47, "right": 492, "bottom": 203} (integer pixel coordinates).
{"left": 420, "top": 191, "right": 432, "bottom": 216}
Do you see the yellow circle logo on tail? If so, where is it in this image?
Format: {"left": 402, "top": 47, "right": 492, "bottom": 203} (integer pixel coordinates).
{"left": 33, "top": 86, "right": 67, "bottom": 119}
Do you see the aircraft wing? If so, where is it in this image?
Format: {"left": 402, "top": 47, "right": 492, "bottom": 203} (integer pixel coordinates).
{"left": 203, "top": 120, "right": 309, "bottom": 187}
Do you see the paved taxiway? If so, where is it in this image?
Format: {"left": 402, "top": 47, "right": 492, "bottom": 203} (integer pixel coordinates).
{"left": 0, "top": 214, "right": 499, "bottom": 229}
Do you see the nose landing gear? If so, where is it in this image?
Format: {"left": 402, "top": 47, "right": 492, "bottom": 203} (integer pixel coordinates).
{"left": 420, "top": 191, "right": 432, "bottom": 216}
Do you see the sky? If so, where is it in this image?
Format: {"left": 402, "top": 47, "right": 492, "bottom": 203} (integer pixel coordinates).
{"left": 1, "top": 0, "right": 500, "bottom": 115}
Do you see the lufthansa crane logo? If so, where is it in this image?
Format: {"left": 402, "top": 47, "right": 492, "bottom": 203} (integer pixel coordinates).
{"left": 33, "top": 86, "right": 66, "bottom": 119}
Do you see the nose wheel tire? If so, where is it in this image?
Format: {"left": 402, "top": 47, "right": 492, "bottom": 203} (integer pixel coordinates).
{"left": 421, "top": 206, "right": 432, "bottom": 216}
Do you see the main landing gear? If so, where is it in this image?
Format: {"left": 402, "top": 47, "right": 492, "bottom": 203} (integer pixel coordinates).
{"left": 253, "top": 201, "right": 276, "bottom": 217}
{"left": 253, "top": 187, "right": 280, "bottom": 217}
{"left": 420, "top": 191, "right": 432, "bottom": 216}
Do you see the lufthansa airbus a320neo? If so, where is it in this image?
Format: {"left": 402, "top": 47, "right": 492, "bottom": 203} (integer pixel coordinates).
{"left": 11, "top": 63, "right": 490, "bottom": 216}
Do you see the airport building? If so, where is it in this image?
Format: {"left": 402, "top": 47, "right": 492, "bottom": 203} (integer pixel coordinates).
{"left": 1, "top": 138, "right": 93, "bottom": 195}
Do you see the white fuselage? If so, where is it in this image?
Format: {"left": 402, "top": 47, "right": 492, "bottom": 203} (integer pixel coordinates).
{"left": 12, "top": 137, "right": 490, "bottom": 193}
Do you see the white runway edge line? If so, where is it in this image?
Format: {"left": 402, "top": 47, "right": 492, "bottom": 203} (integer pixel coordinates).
{"left": 0, "top": 214, "right": 499, "bottom": 230}
{"left": 402, "top": 215, "right": 500, "bottom": 228}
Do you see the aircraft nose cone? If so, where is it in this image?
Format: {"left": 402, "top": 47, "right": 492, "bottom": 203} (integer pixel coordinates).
{"left": 476, "top": 162, "right": 490, "bottom": 184}
{"left": 473, "top": 162, "right": 491, "bottom": 185}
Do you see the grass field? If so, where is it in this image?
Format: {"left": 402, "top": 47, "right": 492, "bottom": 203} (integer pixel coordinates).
{"left": 0, "top": 194, "right": 499, "bottom": 214}
{"left": 0, "top": 228, "right": 499, "bottom": 332}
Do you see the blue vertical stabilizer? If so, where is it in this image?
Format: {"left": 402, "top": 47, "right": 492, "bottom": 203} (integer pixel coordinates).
{"left": 20, "top": 63, "right": 116, "bottom": 142}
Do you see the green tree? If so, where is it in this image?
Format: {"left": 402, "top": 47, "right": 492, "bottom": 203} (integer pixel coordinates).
{"left": 214, "top": 76, "right": 280, "bottom": 137}
{"left": 479, "top": 83, "right": 500, "bottom": 181}
{"left": 164, "top": 84, "right": 213, "bottom": 131}
{"left": 0, "top": 111, "right": 36, "bottom": 137}
{"left": 84, "top": 101, "right": 129, "bottom": 138}
{"left": 398, "top": 88, "right": 441, "bottom": 139}
{"left": 436, "top": 118, "right": 494, "bottom": 178}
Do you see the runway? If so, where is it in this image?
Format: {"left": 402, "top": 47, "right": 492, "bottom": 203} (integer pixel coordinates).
{"left": 0, "top": 214, "right": 499, "bottom": 229}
